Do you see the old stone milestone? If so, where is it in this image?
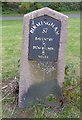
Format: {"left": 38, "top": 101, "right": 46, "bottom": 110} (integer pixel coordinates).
{"left": 19, "top": 7, "right": 68, "bottom": 107}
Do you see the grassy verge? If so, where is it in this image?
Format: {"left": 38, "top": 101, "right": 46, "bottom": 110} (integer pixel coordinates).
{"left": 2, "top": 20, "right": 23, "bottom": 79}
{"left": 2, "top": 11, "right": 24, "bottom": 16}
{"left": 2, "top": 10, "right": 80, "bottom": 16}
{"left": 2, "top": 17, "right": 80, "bottom": 118}
{"left": 62, "top": 10, "right": 80, "bottom": 14}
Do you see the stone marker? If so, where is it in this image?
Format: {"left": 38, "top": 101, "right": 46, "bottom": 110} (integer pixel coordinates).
{"left": 19, "top": 7, "right": 68, "bottom": 108}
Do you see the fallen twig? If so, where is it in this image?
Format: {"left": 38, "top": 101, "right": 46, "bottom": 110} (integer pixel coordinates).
{"left": 1, "top": 85, "right": 8, "bottom": 90}
{"left": 11, "top": 96, "right": 18, "bottom": 116}
{"left": 11, "top": 101, "right": 17, "bottom": 116}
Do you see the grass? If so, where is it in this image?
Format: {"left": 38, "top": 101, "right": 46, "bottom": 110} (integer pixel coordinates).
{"left": 66, "top": 18, "right": 80, "bottom": 63}
{"left": 2, "top": 10, "right": 24, "bottom": 16}
{"left": 2, "top": 20, "right": 23, "bottom": 79}
{"left": 62, "top": 10, "right": 80, "bottom": 14}
{"left": 2, "top": 10, "right": 80, "bottom": 16}
{"left": 1, "top": 17, "right": 80, "bottom": 118}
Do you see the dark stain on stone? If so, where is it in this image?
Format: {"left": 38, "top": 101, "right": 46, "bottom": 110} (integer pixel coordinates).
{"left": 20, "top": 79, "right": 62, "bottom": 107}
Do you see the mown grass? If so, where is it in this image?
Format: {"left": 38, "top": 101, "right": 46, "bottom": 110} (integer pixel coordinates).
{"left": 2, "top": 20, "right": 23, "bottom": 79}
{"left": 1, "top": 17, "right": 80, "bottom": 118}
{"left": 2, "top": 10, "right": 80, "bottom": 16}
{"left": 2, "top": 10, "right": 24, "bottom": 16}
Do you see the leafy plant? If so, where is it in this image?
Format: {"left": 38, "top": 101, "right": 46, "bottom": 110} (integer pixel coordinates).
{"left": 63, "top": 63, "right": 80, "bottom": 108}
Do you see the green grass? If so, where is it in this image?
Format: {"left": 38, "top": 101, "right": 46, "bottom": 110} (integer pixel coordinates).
{"left": 2, "top": 20, "right": 23, "bottom": 79}
{"left": 66, "top": 18, "right": 80, "bottom": 65}
{"left": 2, "top": 11, "right": 24, "bottom": 16}
{"left": 1, "top": 17, "right": 80, "bottom": 118}
{"left": 2, "top": 10, "right": 80, "bottom": 16}
{"left": 2, "top": 9, "right": 23, "bottom": 16}
{"left": 62, "top": 10, "right": 80, "bottom": 14}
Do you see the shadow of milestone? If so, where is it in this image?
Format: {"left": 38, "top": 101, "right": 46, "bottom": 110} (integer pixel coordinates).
{"left": 21, "top": 79, "right": 62, "bottom": 107}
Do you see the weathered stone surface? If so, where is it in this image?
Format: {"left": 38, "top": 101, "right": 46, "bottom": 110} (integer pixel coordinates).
{"left": 19, "top": 7, "right": 68, "bottom": 108}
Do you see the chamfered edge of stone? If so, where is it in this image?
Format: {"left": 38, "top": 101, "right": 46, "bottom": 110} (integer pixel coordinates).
{"left": 24, "top": 7, "right": 68, "bottom": 19}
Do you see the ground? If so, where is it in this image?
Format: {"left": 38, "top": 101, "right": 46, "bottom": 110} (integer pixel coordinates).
{"left": 0, "top": 14, "right": 80, "bottom": 118}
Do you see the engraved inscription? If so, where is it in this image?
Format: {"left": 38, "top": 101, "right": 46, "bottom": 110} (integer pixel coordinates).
{"left": 29, "top": 15, "right": 61, "bottom": 61}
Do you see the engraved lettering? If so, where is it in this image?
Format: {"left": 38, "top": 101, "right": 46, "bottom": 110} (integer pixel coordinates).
{"left": 42, "top": 28, "right": 48, "bottom": 33}
{"left": 33, "top": 46, "right": 41, "bottom": 50}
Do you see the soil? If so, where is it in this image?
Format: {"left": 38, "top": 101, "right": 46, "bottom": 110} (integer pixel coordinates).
{"left": 2, "top": 77, "right": 35, "bottom": 118}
